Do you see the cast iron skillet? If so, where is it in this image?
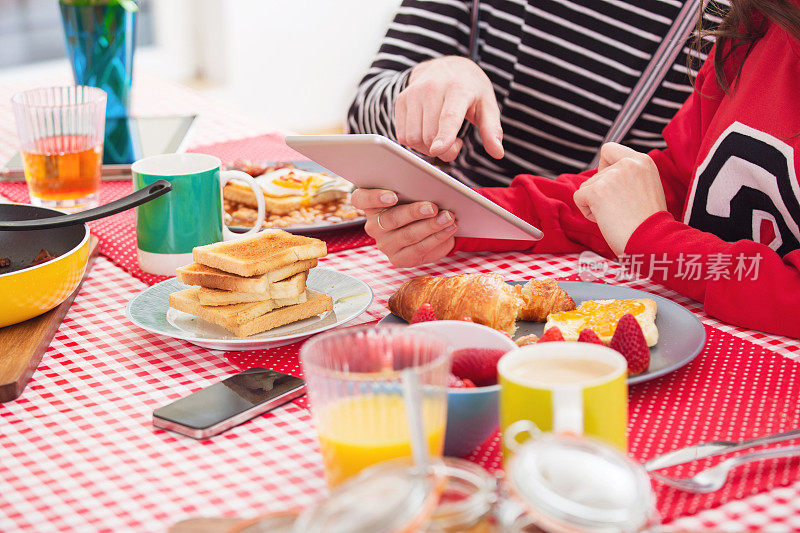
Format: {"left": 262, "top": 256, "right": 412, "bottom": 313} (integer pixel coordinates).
{"left": 0, "top": 180, "right": 171, "bottom": 274}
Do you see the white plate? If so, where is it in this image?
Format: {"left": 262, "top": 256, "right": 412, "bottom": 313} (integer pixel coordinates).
{"left": 126, "top": 267, "right": 373, "bottom": 351}
{"left": 228, "top": 216, "right": 366, "bottom": 236}
{"left": 379, "top": 281, "right": 706, "bottom": 385}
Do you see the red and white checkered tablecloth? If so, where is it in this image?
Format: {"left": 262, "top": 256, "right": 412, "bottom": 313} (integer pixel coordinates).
{"left": 2, "top": 75, "right": 800, "bottom": 532}
{"left": 2, "top": 247, "right": 799, "bottom": 532}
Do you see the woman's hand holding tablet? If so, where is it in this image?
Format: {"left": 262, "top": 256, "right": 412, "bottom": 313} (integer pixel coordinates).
{"left": 350, "top": 188, "right": 458, "bottom": 267}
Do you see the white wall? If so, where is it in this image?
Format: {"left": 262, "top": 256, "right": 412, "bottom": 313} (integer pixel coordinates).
{"left": 152, "top": 0, "right": 402, "bottom": 133}
{"left": 150, "top": 0, "right": 200, "bottom": 82}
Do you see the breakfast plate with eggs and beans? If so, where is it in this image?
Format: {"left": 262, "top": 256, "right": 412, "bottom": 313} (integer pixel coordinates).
{"left": 223, "top": 160, "right": 365, "bottom": 234}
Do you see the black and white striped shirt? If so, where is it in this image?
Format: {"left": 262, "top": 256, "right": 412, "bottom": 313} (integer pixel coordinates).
{"left": 347, "top": 0, "right": 728, "bottom": 187}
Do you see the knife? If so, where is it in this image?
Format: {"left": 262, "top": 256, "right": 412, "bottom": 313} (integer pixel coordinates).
{"left": 644, "top": 427, "right": 800, "bottom": 471}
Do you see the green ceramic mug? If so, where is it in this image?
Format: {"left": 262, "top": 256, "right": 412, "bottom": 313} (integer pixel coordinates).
{"left": 132, "top": 153, "right": 265, "bottom": 276}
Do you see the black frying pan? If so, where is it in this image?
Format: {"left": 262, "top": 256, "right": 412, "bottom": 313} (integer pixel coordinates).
{"left": 0, "top": 180, "right": 171, "bottom": 274}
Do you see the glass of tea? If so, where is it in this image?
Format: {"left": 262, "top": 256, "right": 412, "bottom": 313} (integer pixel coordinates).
{"left": 12, "top": 86, "right": 107, "bottom": 211}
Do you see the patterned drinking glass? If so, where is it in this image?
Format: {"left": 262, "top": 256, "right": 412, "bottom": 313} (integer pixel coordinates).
{"left": 300, "top": 325, "right": 450, "bottom": 488}
{"left": 12, "top": 86, "right": 107, "bottom": 211}
{"left": 60, "top": 0, "right": 136, "bottom": 164}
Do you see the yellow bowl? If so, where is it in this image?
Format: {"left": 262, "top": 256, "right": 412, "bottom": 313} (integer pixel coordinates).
{"left": 0, "top": 207, "right": 90, "bottom": 328}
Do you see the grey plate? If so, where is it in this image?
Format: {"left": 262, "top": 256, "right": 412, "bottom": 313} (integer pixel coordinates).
{"left": 378, "top": 281, "right": 706, "bottom": 385}
{"left": 126, "top": 267, "right": 373, "bottom": 351}
{"left": 225, "top": 160, "right": 366, "bottom": 235}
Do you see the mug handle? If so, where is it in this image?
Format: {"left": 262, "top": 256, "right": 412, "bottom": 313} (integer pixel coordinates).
{"left": 220, "top": 170, "right": 266, "bottom": 240}
{"left": 504, "top": 420, "right": 543, "bottom": 452}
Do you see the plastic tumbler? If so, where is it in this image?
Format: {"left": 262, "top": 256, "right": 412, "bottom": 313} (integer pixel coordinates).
{"left": 300, "top": 325, "right": 450, "bottom": 487}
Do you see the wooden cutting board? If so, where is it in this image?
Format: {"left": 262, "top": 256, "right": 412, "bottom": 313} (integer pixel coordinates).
{"left": 0, "top": 235, "right": 99, "bottom": 403}
{"left": 168, "top": 518, "right": 242, "bottom": 533}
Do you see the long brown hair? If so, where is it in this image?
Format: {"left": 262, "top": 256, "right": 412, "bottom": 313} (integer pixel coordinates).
{"left": 694, "top": 0, "right": 800, "bottom": 92}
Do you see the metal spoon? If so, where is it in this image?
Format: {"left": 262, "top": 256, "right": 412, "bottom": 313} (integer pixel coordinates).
{"left": 650, "top": 445, "right": 800, "bottom": 493}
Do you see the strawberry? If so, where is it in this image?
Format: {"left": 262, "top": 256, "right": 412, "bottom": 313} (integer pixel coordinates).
{"left": 538, "top": 327, "right": 564, "bottom": 342}
{"left": 451, "top": 348, "right": 507, "bottom": 387}
{"left": 609, "top": 313, "right": 650, "bottom": 375}
{"left": 448, "top": 374, "right": 476, "bottom": 388}
{"left": 460, "top": 316, "right": 473, "bottom": 322}
{"left": 577, "top": 328, "right": 604, "bottom": 345}
{"left": 410, "top": 303, "right": 436, "bottom": 323}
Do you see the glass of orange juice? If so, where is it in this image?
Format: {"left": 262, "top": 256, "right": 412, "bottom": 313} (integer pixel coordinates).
{"left": 12, "top": 86, "right": 106, "bottom": 211}
{"left": 300, "top": 326, "right": 450, "bottom": 488}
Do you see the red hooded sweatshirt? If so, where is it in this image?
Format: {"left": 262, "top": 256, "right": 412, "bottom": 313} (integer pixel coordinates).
{"left": 452, "top": 20, "right": 800, "bottom": 338}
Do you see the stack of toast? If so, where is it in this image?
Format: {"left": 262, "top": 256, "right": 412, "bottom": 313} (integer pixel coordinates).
{"left": 169, "top": 230, "right": 333, "bottom": 337}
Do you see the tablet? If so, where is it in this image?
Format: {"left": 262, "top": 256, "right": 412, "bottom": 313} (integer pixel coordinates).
{"left": 285, "top": 134, "right": 543, "bottom": 241}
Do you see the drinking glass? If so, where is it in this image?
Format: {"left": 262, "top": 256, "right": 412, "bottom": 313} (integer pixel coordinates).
{"left": 300, "top": 326, "right": 450, "bottom": 488}
{"left": 12, "top": 86, "right": 107, "bottom": 211}
{"left": 59, "top": 0, "right": 136, "bottom": 164}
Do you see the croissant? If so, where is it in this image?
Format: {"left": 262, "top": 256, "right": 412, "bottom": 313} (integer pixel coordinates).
{"left": 388, "top": 274, "right": 519, "bottom": 334}
{"left": 388, "top": 274, "right": 575, "bottom": 335}
{"left": 515, "top": 277, "right": 575, "bottom": 322}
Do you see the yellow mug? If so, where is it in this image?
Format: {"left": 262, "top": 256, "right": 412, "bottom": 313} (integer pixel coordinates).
{"left": 498, "top": 342, "right": 628, "bottom": 455}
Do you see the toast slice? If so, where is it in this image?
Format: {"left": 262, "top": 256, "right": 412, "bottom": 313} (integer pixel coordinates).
{"left": 192, "top": 230, "right": 327, "bottom": 277}
{"left": 197, "top": 271, "right": 308, "bottom": 306}
{"left": 169, "top": 288, "right": 333, "bottom": 337}
{"left": 544, "top": 298, "right": 658, "bottom": 347}
{"left": 169, "top": 288, "right": 308, "bottom": 328}
{"left": 224, "top": 184, "right": 347, "bottom": 215}
{"left": 176, "top": 259, "right": 317, "bottom": 292}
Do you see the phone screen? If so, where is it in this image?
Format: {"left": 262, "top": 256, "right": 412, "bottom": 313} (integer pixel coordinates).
{"left": 153, "top": 368, "right": 305, "bottom": 434}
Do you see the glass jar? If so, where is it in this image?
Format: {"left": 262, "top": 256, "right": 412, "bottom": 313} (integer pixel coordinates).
{"left": 503, "top": 434, "right": 658, "bottom": 533}
{"left": 292, "top": 457, "right": 500, "bottom": 532}
{"left": 293, "top": 459, "right": 448, "bottom": 533}
{"left": 424, "top": 458, "right": 499, "bottom": 532}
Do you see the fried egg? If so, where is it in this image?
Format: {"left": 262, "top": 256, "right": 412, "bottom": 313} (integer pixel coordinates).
{"left": 255, "top": 168, "right": 339, "bottom": 198}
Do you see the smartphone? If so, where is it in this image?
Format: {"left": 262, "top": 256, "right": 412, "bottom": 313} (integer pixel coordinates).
{"left": 153, "top": 367, "right": 306, "bottom": 439}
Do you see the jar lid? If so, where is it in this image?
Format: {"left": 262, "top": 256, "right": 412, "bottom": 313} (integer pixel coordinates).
{"left": 293, "top": 459, "right": 447, "bottom": 533}
{"left": 506, "top": 434, "right": 655, "bottom": 532}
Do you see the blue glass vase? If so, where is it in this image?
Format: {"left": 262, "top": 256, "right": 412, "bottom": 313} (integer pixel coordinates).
{"left": 60, "top": 1, "right": 136, "bottom": 164}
